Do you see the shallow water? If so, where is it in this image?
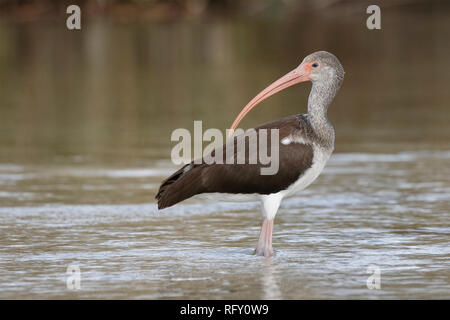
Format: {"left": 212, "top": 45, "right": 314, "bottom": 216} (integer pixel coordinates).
{"left": 0, "top": 150, "right": 449, "bottom": 299}
{"left": 1, "top": 6, "right": 450, "bottom": 299}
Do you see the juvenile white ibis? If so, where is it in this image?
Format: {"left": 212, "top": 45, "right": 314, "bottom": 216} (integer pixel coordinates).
{"left": 157, "top": 51, "right": 344, "bottom": 257}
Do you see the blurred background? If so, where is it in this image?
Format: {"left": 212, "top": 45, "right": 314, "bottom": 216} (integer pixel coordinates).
{"left": 1, "top": 0, "right": 449, "bottom": 169}
{"left": 0, "top": 0, "right": 449, "bottom": 299}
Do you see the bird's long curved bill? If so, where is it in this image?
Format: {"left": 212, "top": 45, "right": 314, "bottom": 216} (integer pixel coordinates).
{"left": 228, "top": 64, "right": 310, "bottom": 138}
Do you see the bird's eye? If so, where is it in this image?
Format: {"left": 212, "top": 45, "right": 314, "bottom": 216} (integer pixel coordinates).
{"left": 312, "top": 62, "right": 319, "bottom": 68}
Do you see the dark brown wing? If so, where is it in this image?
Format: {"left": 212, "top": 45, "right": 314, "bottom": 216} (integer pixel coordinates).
{"left": 156, "top": 114, "right": 314, "bottom": 209}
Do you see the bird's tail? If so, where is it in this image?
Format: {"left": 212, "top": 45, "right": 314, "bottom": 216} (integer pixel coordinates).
{"left": 156, "top": 163, "right": 205, "bottom": 209}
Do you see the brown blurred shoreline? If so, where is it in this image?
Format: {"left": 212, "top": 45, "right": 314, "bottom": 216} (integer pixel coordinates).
{"left": 0, "top": 0, "right": 448, "bottom": 23}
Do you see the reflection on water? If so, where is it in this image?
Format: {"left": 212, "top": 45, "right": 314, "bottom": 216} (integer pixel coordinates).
{"left": 0, "top": 6, "right": 449, "bottom": 299}
{"left": 0, "top": 151, "right": 449, "bottom": 299}
{"left": 261, "top": 258, "right": 282, "bottom": 300}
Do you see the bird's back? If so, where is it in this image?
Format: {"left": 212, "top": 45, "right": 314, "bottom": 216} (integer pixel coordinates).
{"left": 156, "top": 114, "right": 319, "bottom": 209}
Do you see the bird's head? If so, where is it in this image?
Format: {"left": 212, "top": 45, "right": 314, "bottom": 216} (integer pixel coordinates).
{"left": 302, "top": 51, "right": 344, "bottom": 84}
{"left": 228, "top": 51, "right": 344, "bottom": 137}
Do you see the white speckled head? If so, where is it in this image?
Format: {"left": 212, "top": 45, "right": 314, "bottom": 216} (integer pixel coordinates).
{"left": 301, "top": 51, "right": 345, "bottom": 85}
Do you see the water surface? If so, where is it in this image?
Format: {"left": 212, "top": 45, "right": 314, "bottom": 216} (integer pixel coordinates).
{"left": 0, "top": 7, "right": 449, "bottom": 299}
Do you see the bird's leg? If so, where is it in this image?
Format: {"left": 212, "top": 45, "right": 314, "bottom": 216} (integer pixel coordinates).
{"left": 254, "top": 194, "right": 282, "bottom": 257}
{"left": 255, "top": 218, "right": 274, "bottom": 257}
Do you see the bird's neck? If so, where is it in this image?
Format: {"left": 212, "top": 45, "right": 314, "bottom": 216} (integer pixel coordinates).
{"left": 307, "top": 80, "right": 340, "bottom": 147}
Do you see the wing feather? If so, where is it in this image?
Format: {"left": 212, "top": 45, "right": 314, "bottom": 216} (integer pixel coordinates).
{"left": 156, "top": 114, "right": 314, "bottom": 209}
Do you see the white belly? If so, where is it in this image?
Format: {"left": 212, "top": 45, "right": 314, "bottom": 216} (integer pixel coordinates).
{"left": 284, "top": 144, "right": 331, "bottom": 197}
{"left": 259, "top": 145, "right": 331, "bottom": 220}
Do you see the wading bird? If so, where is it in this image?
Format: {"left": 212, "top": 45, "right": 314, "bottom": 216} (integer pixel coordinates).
{"left": 157, "top": 51, "right": 344, "bottom": 257}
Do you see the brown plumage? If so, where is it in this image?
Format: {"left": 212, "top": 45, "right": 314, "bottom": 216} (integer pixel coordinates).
{"left": 156, "top": 114, "right": 314, "bottom": 209}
